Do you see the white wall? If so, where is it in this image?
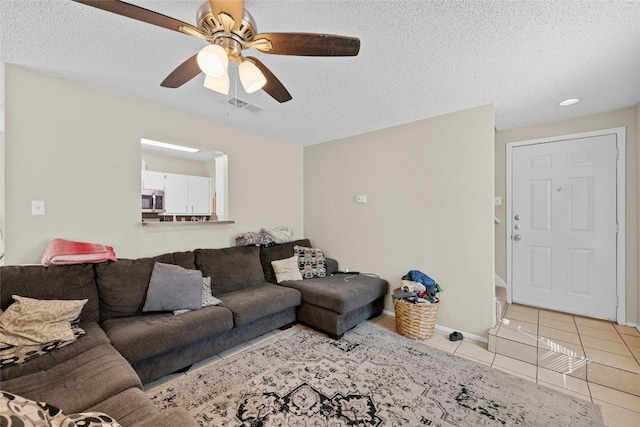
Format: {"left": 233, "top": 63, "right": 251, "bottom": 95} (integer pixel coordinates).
{"left": 4, "top": 65, "right": 303, "bottom": 264}
{"left": 304, "top": 104, "right": 496, "bottom": 337}
{"left": 495, "top": 107, "right": 638, "bottom": 326}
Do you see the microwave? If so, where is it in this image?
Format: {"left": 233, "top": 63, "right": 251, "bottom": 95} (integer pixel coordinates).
{"left": 142, "top": 189, "right": 165, "bottom": 213}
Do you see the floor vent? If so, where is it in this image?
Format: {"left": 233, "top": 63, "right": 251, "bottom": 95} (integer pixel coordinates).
{"left": 226, "top": 97, "right": 264, "bottom": 113}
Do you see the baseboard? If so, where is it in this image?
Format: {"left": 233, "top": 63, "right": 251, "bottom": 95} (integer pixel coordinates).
{"left": 380, "top": 309, "right": 488, "bottom": 344}
{"left": 495, "top": 275, "right": 511, "bottom": 303}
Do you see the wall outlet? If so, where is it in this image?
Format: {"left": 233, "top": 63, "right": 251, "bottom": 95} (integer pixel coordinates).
{"left": 32, "top": 200, "right": 45, "bottom": 215}
{"left": 356, "top": 195, "right": 367, "bottom": 204}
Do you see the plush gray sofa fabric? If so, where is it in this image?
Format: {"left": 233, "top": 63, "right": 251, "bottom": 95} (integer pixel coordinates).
{"left": 217, "top": 283, "right": 302, "bottom": 327}
{"left": 297, "top": 297, "right": 386, "bottom": 337}
{"left": 101, "top": 307, "right": 234, "bottom": 364}
{"left": 0, "top": 322, "right": 110, "bottom": 381}
{"left": 279, "top": 275, "right": 388, "bottom": 314}
{"left": 0, "top": 263, "right": 100, "bottom": 323}
{"left": 87, "top": 387, "right": 159, "bottom": 427}
{"left": 0, "top": 343, "right": 141, "bottom": 414}
{"left": 95, "top": 253, "right": 198, "bottom": 322}
{"left": 195, "top": 246, "right": 266, "bottom": 294}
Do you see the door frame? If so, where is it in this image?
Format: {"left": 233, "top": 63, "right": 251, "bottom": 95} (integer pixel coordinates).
{"left": 506, "top": 127, "right": 626, "bottom": 323}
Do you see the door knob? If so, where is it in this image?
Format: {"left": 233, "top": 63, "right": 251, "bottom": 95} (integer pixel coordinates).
{"left": 513, "top": 234, "right": 522, "bottom": 241}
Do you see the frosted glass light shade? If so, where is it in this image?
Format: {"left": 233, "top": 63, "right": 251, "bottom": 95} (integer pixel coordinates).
{"left": 238, "top": 59, "right": 267, "bottom": 93}
{"left": 197, "top": 44, "right": 228, "bottom": 78}
{"left": 204, "top": 72, "right": 230, "bottom": 95}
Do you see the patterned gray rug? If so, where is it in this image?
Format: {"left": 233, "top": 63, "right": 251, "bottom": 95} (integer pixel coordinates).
{"left": 147, "top": 323, "right": 603, "bottom": 427}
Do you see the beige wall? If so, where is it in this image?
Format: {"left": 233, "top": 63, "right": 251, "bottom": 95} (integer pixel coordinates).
{"left": 4, "top": 65, "right": 303, "bottom": 264}
{"left": 304, "top": 104, "right": 496, "bottom": 338}
{"left": 0, "top": 130, "right": 4, "bottom": 266}
{"left": 495, "top": 106, "right": 639, "bottom": 325}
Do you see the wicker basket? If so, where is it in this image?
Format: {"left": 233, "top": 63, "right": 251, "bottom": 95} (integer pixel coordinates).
{"left": 393, "top": 288, "right": 440, "bottom": 340}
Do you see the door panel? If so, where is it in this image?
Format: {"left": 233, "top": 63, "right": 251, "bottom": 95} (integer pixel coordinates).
{"left": 511, "top": 134, "right": 617, "bottom": 320}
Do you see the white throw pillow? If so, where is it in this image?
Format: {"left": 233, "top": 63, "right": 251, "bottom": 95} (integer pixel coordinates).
{"left": 271, "top": 256, "right": 303, "bottom": 283}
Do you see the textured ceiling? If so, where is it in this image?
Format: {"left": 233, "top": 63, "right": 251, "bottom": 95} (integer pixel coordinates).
{"left": 1, "top": 1, "right": 639, "bottom": 146}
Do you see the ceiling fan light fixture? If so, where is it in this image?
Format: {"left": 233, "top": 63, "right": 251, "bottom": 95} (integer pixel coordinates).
{"left": 238, "top": 59, "right": 267, "bottom": 93}
{"left": 203, "top": 72, "right": 230, "bottom": 95}
{"left": 197, "top": 44, "right": 229, "bottom": 78}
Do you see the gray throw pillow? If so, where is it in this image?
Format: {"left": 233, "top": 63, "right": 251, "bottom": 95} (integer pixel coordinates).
{"left": 142, "top": 262, "right": 203, "bottom": 312}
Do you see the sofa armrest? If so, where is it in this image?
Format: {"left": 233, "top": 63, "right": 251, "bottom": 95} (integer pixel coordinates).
{"left": 326, "top": 258, "right": 339, "bottom": 275}
{"left": 130, "top": 408, "right": 198, "bottom": 427}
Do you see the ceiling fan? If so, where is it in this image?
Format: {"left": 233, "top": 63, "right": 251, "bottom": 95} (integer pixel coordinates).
{"left": 71, "top": 0, "right": 361, "bottom": 103}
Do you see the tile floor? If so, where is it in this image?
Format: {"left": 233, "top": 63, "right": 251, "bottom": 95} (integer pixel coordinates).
{"left": 372, "top": 303, "right": 640, "bottom": 427}
{"left": 145, "top": 306, "right": 640, "bottom": 426}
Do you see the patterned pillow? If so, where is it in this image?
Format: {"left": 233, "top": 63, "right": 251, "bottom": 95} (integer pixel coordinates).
{"left": 0, "top": 326, "right": 86, "bottom": 369}
{"left": 0, "top": 390, "right": 122, "bottom": 426}
{"left": 0, "top": 296, "right": 87, "bottom": 346}
{"left": 293, "top": 246, "right": 327, "bottom": 279}
{"left": 173, "top": 277, "right": 222, "bottom": 315}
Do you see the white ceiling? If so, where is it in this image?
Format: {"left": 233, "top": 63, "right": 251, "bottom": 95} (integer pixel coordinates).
{"left": 1, "top": 1, "right": 639, "bottom": 146}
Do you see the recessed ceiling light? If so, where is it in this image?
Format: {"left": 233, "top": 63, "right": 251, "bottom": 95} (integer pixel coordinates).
{"left": 557, "top": 98, "right": 581, "bottom": 106}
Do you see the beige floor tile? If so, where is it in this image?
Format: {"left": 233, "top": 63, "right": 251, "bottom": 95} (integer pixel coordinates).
{"left": 621, "top": 334, "right": 640, "bottom": 348}
{"left": 595, "top": 399, "right": 640, "bottom": 427}
{"left": 539, "top": 309, "right": 575, "bottom": 323}
{"left": 492, "top": 354, "right": 537, "bottom": 380}
{"left": 538, "top": 350, "right": 589, "bottom": 377}
{"left": 614, "top": 324, "right": 640, "bottom": 337}
{"left": 507, "top": 304, "right": 539, "bottom": 316}
{"left": 422, "top": 330, "right": 461, "bottom": 353}
{"left": 629, "top": 346, "right": 640, "bottom": 361}
{"left": 497, "top": 317, "right": 538, "bottom": 334}
{"left": 369, "top": 314, "right": 396, "bottom": 332}
{"left": 538, "top": 325, "right": 581, "bottom": 345}
{"left": 577, "top": 324, "right": 624, "bottom": 342}
{"left": 581, "top": 335, "right": 634, "bottom": 357}
{"left": 454, "top": 340, "right": 496, "bottom": 365}
{"left": 496, "top": 323, "right": 539, "bottom": 346}
{"left": 537, "top": 366, "right": 591, "bottom": 397}
{"left": 574, "top": 316, "right": 617, "bottom": 331}
{"left": 538, "top": 316, "right": 578, "bottom": 333}
{"left": 584, "top": 348, "right": 640, "bottom": 374}
{"left": 589, "top": 383, "right": 640, "bottom": 413}
{"left": 247, "top": 331, "right": 278, "bottom": 347}
{"left": 587, "top": 363, "right": 640, "bottom": 397}
{"left": 538, "top": 337, "right": 585, "bottom": 357}
{"left": 502, "top": 310, "right": 539, "bottom": 325}
{"left": 495, "top": 337, "right": 537, "bottom": 365}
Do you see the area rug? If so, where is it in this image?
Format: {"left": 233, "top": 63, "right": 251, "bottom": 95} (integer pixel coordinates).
{"left": 146, "top": 323, "right": 603, "bottom": 427}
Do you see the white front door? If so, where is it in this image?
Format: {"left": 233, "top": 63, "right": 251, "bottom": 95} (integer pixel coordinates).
{"left": 511, "top": 134, "right": 618, "bottom": 320}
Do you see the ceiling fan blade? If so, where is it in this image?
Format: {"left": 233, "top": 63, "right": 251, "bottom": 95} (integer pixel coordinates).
{"left": 245, "top": 57, "right": 292, "bottom": 103}
{"left": 161, "top": 55, "right": 201, "bottom": 88}
{"left": 252, "top": 33, "right": 360, "bottom": 57}
{"left": 210, "top": 0, "right": 244, "bottom": 31}
{"left": 72, "top": 0, "right": 199, "bottom": 34}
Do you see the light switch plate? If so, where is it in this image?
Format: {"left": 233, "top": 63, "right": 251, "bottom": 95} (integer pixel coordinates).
{"left": 356, "top": 195, "right": 367, "bottom": 204}
{"left": 32, "top": 200, "right": 45, "bottom": 215}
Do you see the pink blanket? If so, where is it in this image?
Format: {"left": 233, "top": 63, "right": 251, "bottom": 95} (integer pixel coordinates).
{"left": 41, "top": 238, "right": 117, "bottom": 267}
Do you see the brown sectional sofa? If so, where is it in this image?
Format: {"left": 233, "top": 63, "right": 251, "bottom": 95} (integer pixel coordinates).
{"left": 0, "top": 239, "right": 388, "bottom": 426}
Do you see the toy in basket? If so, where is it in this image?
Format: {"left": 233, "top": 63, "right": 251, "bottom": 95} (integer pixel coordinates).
{"left": 392, "top": 270, "right": 442, "bottom": 340}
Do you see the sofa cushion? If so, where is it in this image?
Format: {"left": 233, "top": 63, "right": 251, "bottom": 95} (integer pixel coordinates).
{"left": 217, "top": 283, "right": 301, "bottom": 327}
{"left": 194, "top": 246, "right": 265, "bottom": 295}
{"left": 259, "top": 239, "right": 311, "bottom": 284}
{"left": 0, "top": 264, "right": 99, "bottom": 323}
{"left": 142, "top": 263, "right": 203, "bottom": 312}
{"left": 100, "top": 306, "right": 234, "bottom": 365}
{"left": 1, "top": 322, "right": 110, "bottom": 382}
{"left": 95, "top": 252, "right": 196, "bottom": 322}
{"left": 0, "top": 343, "right": 141, "bottom": 414}
{"left": 87, "top": 387, "right": 158, "bottom": 427}
{"left": 0, "top": 296, "right": 87, "bottom": 346}
{"left": 278, "top": 275, "right": 389, "bottom": 314}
